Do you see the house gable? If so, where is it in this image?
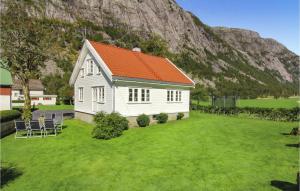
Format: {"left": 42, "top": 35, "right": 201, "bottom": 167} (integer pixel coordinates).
{"left": 69, "top": 40, "right": 113, "bottom": 86}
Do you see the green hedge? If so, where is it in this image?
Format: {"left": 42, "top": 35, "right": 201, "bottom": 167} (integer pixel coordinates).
{"left": 0, "top": 110, "right": 22, "bottom": 122}
{"left": 136, "top": 114, "right": 150, "bottom": 127}
{"left": 12, "top": 100, "right": 24, "bottom": 103}
{"left": 191, "top": 104, "right": 300, "bottom": 122}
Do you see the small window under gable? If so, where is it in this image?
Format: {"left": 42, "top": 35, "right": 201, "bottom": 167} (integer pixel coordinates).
{"left": 80, "top": 68, "right": 84, "bottom": 78}
{"left": 96, "top": 65, "right": 101, "bottom": 75}
{"left": 87, "top": 59, "right": 94, "bottom": 75}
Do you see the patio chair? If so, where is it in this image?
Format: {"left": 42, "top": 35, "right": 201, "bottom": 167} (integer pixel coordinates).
{"left": 44, "top": 120, "right": 56, "bottom": 137}
{"left": 29, "top": 120, "right": 43, "bottom": 138}
{"left": 44, "top": 113, "right": 53, "bottom": 120}
{"left": 15, "top": 120, "right": 30, "bottom": 139}
{"left": 53, "top": 113, "right": 63, "bottom": 132}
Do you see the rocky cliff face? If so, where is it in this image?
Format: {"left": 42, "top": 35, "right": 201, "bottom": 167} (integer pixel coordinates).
{"left": 3, "top": 0, "right": 299, "bottom": 95}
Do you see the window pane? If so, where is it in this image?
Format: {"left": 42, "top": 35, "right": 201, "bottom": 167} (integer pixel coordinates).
{"left": 134, "top": 89, "right": 138, "bottom": 102}
{"left": 176, "top": 91, "right": 178, "bottom": 101}
{"left": 171, "top": 91, "right": 173, "bottom": 101}
{"left": 102, "top": 87, "right": 104, "bottom": 101}
{"left": 129, "top": 89, "right": 132, "bottom": 102}
{"left": 167, "top": 90, "right": 170, "bottom": 101}
{"left": 179, "top": 91, "right": 182, "bottom": 101}
{"left": 141, "top": 89, "right": 145, "bottom": 101}
{"left": 146, "top": 89, "right": 150, "bottom": 101}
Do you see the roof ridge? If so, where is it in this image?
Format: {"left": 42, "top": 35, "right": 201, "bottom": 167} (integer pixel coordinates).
{"left": 133, "top": 53, "right": 162, "bottom": 81}
{"left": 88, "top": 40, "right": 168, "bottom": 60}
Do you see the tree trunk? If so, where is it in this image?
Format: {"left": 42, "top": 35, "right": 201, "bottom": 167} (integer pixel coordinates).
{"left": 22, "top": 80, "right": 32, "bottom": 121}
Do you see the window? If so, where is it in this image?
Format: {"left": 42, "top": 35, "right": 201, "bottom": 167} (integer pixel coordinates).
{"left": 87, "top": 59, "right": 94, "bottom": 75}
{"left": 134, "top": 89, "right": 138, "bottom": 102}
{"left": 179, "top": 91, "right": 182, "bottom": 102}
{"left": 141, "top": 89, "right": 145, "bottom": 101}
{"left": 80, "top": 68, "right": 84, "bottom": 78}
{"left": 93, "top": 86, "right": 104, "bottom": 103}
{"left": 78, "top": 87, "right": 83, "bottom": 101}
{"left": 146, "top": 89, "right": 150, "bottom": 102}
{"left": 43, "top": 97, "right": 51, "bottom": 100}
{"left": 129, "top": 89, "right": 133, "bottom": 102}
{"left": 129, "top": 88, "right": 139, "bottom": 102}
{"left": 97, "top": 65, "right": 101, "bottom": 75}
{"left": 167, "top": 90, "right": 182, "bottom": 102}
{"left": 31, "top": 97, "right": 39, "bottom": 100}
{"left": 141, "top": 89, "right": 150, "bottom": 102}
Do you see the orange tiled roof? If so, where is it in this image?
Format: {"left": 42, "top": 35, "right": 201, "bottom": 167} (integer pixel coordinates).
{"left": 89, "top": 41, "right": 194, "bottom": 85}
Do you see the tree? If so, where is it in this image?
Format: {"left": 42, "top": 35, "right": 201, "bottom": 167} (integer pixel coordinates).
{"left": 191, "top": 84, "right": 208, "bottom": 106}
{"left": 0, "top": 2, "right": 49, "bottom": 120}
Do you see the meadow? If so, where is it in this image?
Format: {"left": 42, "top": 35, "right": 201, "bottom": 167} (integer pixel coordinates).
{"left": 1, "top": 112, "right": 298, "bottom": 191}
{"left": 193, "top": 97, "right": 299, "bottom": 109}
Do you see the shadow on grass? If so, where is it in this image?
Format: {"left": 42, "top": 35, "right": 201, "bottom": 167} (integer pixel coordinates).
{"left": 1, "top": 163, "right": 22, "bottom": 188}
{"left": 285, "top": 143, "right": 299, "bottom": 148}
{"left": 271, "top": 180, "right": 298, "bottom": 191}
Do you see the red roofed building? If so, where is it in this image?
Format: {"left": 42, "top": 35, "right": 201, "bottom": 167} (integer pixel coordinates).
{"left": 70, "top": 40, "right": 195, "bottom": 126}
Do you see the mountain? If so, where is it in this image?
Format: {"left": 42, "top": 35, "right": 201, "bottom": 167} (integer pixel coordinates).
{"left": 2, "top": 0, "right": 299, "bottom": 97}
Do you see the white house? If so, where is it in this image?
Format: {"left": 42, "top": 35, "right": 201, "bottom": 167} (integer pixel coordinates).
{"left": 12, "top": 79, "right": 57, "bottom": 106}
{"left": 0, "top": 67, "right": 12, "bottom": 111}
{"left": 69, "top": 40, "right": 195, "bottom": 126}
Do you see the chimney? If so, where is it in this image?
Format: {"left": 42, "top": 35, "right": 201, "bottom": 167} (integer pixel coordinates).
{"left": 132, "top": 47, "right": 141, "bottom": 52}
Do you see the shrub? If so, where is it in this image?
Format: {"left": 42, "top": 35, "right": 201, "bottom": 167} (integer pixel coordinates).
{"left": 156, "top": 113, "right": 168, "bottom": 123}
{"left": 0, "top": 110, "right": 21, "bottom": 123}
{"left": 92, "top": 112, "right": 129, "bottom": 139}
{"left": 136, "top": 114, "right": 150, "bottom": 127}
{"left": 191, "top": 104, "right": 300, "bottom": 122}
{"left": 177, "top": 112, "right": 184, "bottom": 120}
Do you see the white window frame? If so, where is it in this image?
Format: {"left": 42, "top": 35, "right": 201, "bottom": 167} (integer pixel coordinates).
{"left": 80, "top": 68, "right": 85, "bottom": 78}
{"left": 167, "top": 90, "right": 182, "bottom": 103}
{"left": 87, "top": 59, "right": 94, "bottom": 75}
{"left": 96, "top": 65, "right": 101, "bottom": 75}
{"left": 141, "top": 88, "right": 150, "bottom": 102}
{"left": 93, "top": 86, "right": 105, "bottom": 103}
{"left": 78, "top": 87, "right": 84, "bottom": 102}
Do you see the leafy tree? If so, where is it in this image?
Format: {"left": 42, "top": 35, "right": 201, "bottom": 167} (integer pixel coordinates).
{"left": 0, "top": 2, "right": 50, "bottom": 120}
{"left": 191, "top": 84, "right": 208, "bottom": 105}
{"left": 141, "top": 35, "right": 169, "bottom": 57}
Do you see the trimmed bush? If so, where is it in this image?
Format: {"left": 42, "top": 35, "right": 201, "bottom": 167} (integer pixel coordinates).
{"left": 136, "top": 114, "right": 150, "bottom": 127}
{"left": 177, "top": 112, "right": 184, "bottom": 120}
{"left": 156, "top": 113, "right": 168, "bottom": 123}
{"left": 0, "top": 110, "right": 21, "bottom": 123}
{"left": 92, "top": 112, "right": 129, "bottom": 139}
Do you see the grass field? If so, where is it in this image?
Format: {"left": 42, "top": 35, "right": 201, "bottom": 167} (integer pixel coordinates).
{"left": 1, "top": 112, "right": 298, "bottom": 190}
{"left": 193, "top": 97, "right": 299, "bottom": 108}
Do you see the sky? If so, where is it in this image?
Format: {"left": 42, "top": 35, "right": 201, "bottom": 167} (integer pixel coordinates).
{"left": 176, "top": 0, "right": 299, "bottom": 55}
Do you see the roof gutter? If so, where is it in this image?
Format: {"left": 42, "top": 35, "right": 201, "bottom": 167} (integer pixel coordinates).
{"left": 112, "top": 77, "right": 194, "bottom": 88}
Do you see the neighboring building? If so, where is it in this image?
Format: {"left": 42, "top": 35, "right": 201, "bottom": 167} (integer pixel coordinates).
{"left": 70, "top": 40, "right": 195, "bottom": 125}
{"left": 12, "top": 79, "right": 57, "bottom": 105}
{"left": 0, "top": 67, "right": 13, "bottom": 110}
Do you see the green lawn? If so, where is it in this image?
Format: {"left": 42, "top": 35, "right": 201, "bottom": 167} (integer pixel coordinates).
{"left": 1, "top": 112, "right": 298, "bottom": 190}
{"left": 193, "top": 97, "right": 299, "bottom": 108}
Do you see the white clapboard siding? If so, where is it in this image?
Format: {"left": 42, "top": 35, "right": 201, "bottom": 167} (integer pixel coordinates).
{"left": 114, "top": 86, "right": 190, "bottom": 117}
{"left": 74, "top": 53, "right": 113, "bottom": 114}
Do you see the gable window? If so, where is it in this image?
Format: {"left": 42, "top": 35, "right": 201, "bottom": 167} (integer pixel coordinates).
{"left": 96, "top": 65, "right": 101, "bottom": 75}
{"left": 80, "top": 68, "right": 84, "bottom": 78}
{"left": 87, "top": 59, "right": 94, "bottom": 75}
{"left": 78, "top": 87, "right": 84, "bottom": 101}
